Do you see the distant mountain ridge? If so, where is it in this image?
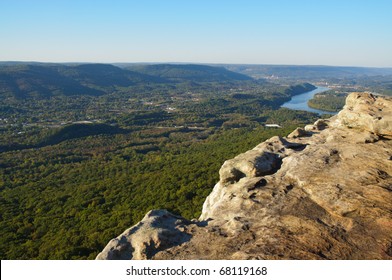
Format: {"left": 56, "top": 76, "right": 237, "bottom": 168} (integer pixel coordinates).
{"left": 3, "top": 62, "right": 391, "bottom": 99}
{"left": 221, "top": 64, "right": 392, "bottom": 79}
{"left": 0, "top": 63, "right": 253, "bottom": 99}
{"left": 124, "top": 64, "right": 252, "bottom": 82}
{"left": 0, "top": 64, "right": 165, "bottom": 98}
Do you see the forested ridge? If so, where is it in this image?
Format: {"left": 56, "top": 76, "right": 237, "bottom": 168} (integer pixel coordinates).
{"left": 0, "top": 63, "right": 250, "bottom": 99}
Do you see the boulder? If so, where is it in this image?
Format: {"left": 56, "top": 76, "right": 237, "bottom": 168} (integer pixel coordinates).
{"left": 287, "top": 127, "right": 308, "bottom": 138}
{"left": 96, "top": 210, "right": 191, "bottom": 260}
{"left": 335, "top": 92, "right": 392, "bottom": 137}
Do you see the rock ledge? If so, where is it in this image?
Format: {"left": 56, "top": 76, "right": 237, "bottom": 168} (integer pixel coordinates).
{"left": 97, "top": 93, "right": 392, "bottom": 260}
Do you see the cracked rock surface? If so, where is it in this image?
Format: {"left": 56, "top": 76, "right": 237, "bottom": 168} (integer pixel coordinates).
{"left": 97, "top": 93, "right": 392, "bottom": 260}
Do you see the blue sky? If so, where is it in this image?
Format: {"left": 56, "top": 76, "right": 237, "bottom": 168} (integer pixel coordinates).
{"left": 0, "top": 0, "right": 391, "bottom": 67}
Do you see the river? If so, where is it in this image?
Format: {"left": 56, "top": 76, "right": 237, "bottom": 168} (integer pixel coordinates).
{"left": 281, "top": 86, "right": 336, "bottom": 115}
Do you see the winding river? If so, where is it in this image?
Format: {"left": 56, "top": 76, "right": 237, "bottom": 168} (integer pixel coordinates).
{"left": 281, "top": 86, "right": 336, "bottom": 115}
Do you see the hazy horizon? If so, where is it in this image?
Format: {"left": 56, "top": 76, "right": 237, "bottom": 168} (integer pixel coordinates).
{"left": 1, "top": 0, "right": 391, "bottom": 67}
{"left": 2, "top": 60, "right": 392, "bottom": 69}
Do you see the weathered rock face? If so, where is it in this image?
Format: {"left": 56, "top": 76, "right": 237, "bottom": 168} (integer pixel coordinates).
{"left": 336, "top": 92, "right": 392, "bottom": 138}
{"left": 97, "top": 92, "right": 392, "bottom": 260}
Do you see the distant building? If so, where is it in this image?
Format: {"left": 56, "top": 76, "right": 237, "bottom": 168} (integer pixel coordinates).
{"left": 73, "top": 121, "right": 93, "bottom": 124}
{"left": 265, "top": 124, "right": 281, "bottom": 128}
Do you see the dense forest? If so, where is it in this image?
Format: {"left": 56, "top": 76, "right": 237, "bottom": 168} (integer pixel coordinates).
{"left": 1, "top": 124, "right": 304, "bottom": 259}
{"left": 2, "top": 62, "right": 383, "bottom": 259}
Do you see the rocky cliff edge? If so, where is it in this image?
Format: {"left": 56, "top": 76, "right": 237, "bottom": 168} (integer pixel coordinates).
{"left": 96, "top": 92, "right": 392, "bottom": 260}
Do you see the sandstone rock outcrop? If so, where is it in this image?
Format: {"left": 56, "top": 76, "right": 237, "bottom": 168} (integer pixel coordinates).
{"left": 97, "top": 92, "right": 392, "bottom": 260}
{"left": 336, "top": 92, "right": 392, "bottom": 138}
{"left": 96, "top": 210, "right": 192, "bottom": 260}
